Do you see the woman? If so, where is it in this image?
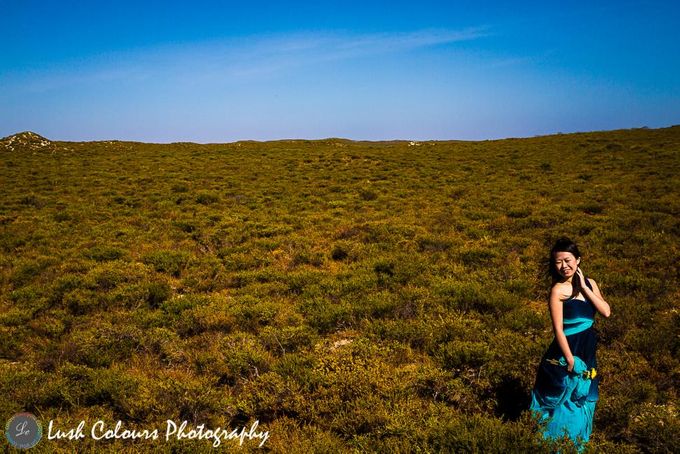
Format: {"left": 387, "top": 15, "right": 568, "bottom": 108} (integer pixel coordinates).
{"left": 530, "top": 238, "right": 611, "bottom": 451}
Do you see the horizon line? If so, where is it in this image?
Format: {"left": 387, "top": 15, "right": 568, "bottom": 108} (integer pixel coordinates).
{"left": 3, "top": 124, "right": 679, "bottom": 146}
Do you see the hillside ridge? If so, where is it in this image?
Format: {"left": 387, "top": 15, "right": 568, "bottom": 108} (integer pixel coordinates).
{"left": 1, "top": 131, "right": 52, "bottom": 151}
{"left": 2, "top": 124, "right": 679, "bottom": 148}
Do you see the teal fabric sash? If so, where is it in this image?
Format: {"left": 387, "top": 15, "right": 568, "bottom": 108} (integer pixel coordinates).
{"left": 563, "top": 318, "right": 593, "bottom": 336}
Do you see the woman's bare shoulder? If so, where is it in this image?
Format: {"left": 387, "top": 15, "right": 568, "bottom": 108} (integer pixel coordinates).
{"left": 549, "top": 282, "right": 571, "bottom": 301}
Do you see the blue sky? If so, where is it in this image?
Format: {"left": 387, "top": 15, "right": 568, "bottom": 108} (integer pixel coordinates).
{"left": 1, "top": 1, "right": 679, "bottom": 142}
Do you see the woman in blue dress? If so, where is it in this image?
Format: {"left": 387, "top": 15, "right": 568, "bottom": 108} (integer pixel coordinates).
{"left": 530, "top": 238, "right": 611, "bottom": 451}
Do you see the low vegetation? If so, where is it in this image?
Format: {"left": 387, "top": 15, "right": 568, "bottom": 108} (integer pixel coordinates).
{"left": 1, "top": 127, "right": 678, "bottom": 452}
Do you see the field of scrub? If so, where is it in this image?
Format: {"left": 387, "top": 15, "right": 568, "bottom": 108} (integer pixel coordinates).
{"left": 1, "top": 126, "right": 678, "bottom": 452}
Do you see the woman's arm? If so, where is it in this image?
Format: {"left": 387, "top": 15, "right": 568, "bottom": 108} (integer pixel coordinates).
{"left": 577, "top": 270, "right": 611, "bottom": 318}
{"left": 549, "top": 285, "right": 575, "bottom": 372}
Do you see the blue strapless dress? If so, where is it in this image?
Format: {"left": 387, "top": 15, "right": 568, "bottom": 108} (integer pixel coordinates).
{"left": 529, "top": 280, "right": 600, "bottom": 451}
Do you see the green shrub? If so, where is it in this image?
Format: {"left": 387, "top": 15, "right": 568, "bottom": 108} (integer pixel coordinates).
{"left": 179, "top": 300, "right": 236, "bottom": 336}
{"left": 236, "top": 371, "right": 305, "bottom": 423}
{"left": 195, "top": 191, "right": 219, "bottom": 204}
{"left": 350, "top": 291, "right": 399, "bottom": 320}
{"left": 146, "top": 281, "right": 172, "bottom": 308}
{"left": 64, "top": 288, "right": 101, "bottom": 315}
{"left": 84, "top": 245, "right": 126, "bottom": 261}
{"left": 409, "top": 365, "right": 477, "bottom": 408}
{"left": 68, "top": 322, "right": 144, "bottom": 368}
{"left": 358, "top": 189, "right": 378, "bottom": 201}
{"left": 435, "top": 279, "right": 517, "bottom": 314}
{"left": 417, "top": 234, "right": 453, "bottom": 252}
{"left": 507, "top": 208, "right": 532, "bottom": 219}
{"left": 19, "top": 194, "right": 42, "bottom": 207}
{"left": 173, "top": 220, "right": 196, "bottom": 233}
{"left": 0, "top": 326, "right": 23, "bottom": 360}
{"left": 291, "top": 249, "right": 325, "bottom": 268}
{"left": 153, "top": 371, "right": 227, "bottom": 423}
{"left": 271, "top": 351, "right": 317, "bottom": 385}
{"left": 0, "top": 308, "right": 33, "bottom": 327}
{"left": 9, "top": 285, "right": 48, "bottom": 311}
{"left": 500, "top": 307, "right": 545, "bottom": 332}
{"left": 83, "top": 260, "right": 147, "bottom": 291}
{"left": 260, "top": 325, "right": 317, "bottom": 355}
{"left": 53, "top": 211, "right": 72, "bottom": 222}
{"left": 426, "top": 411, "right": 567, "bottom": 453}
{"left": 141, "top": 250, "right": 191, "bottom": 277}
{"left": 300, "top": 297, "right": 352, "bottom": 333}
{"left": 459, "top": 247, "right": 497, "bottom": 267}
{"left": 330, "top": 244, "right": 349, "bottom": 260}
{"left": 161, "top": 293, "right": 208, "bottom": 316}
{"left": 143, "top": 327, "right": 186, "bottom": 365}
{"left": 579, "top": 202, "right": 605, "bottom": 215}
{"left": 215, "top": 332, "right": 274, "bottom": 385}
{"left": 49, "top": 273, "right": 84, "bottom": 305}
{"left": 10, "top": 256, "right": 56, "bottom": 287}
{"left": 437, "top": 340, "right": 492, "bottom": 370}
{"left": 629, "top": 403, "right": 680, "bottom": 453}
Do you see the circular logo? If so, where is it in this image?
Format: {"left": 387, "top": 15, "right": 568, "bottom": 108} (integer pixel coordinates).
{"left": 5, "top": 412, "right": 42, "bottom": 449}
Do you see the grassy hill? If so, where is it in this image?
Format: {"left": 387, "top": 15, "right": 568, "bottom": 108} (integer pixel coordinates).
{"left": 1, "top": 126, "right": 678, "bottom": 452}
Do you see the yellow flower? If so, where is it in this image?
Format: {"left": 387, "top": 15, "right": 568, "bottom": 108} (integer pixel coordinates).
{"left": 582, "top": 368, "right": 597, "bottom": 380}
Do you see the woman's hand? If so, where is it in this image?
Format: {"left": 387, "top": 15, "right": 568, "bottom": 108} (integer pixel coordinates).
{"left": 575, "top": 267, "right": 587, "bottom": 288}
{"left": 566, "top": 356, "right": 575, "bottom": 373}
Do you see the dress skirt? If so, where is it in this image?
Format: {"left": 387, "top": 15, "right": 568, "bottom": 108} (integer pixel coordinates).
{"left": 530, "top": 324, "right": 599, "bottom": 450}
